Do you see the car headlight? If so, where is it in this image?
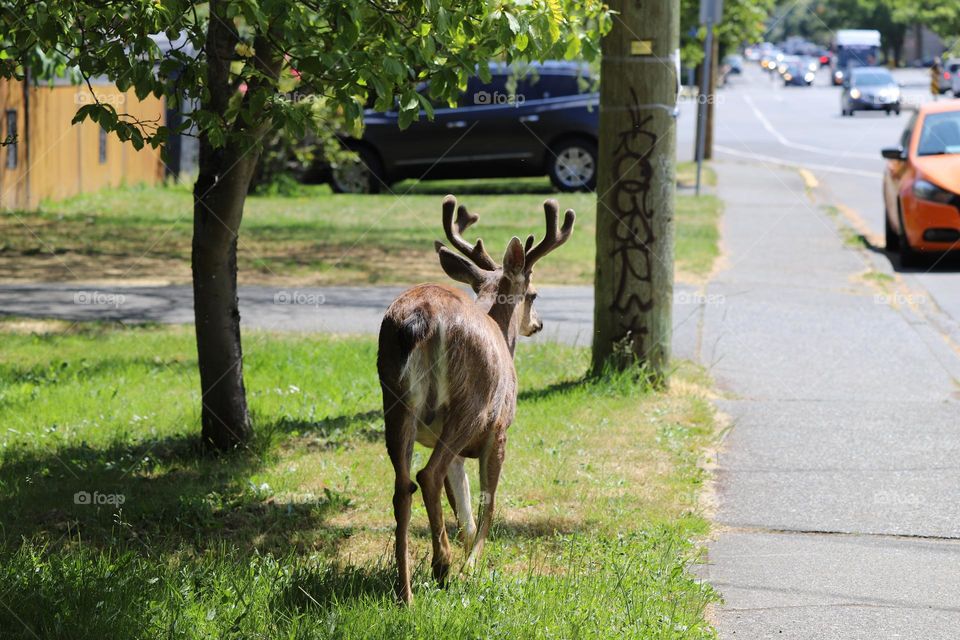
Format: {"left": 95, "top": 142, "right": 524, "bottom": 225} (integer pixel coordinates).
{"left": 850, "top": 88, "right": 861, "bottom": 99}
{"left": 784, "top": 73, "right": 793, "bottom": 81}
{"left": 804, "top": 72, "right": 815, "bottom": 82}
{"left": 834, "top": 70, "right": 843, "bottom": 80}
{"left": 914, "top": 179, "right": 956, "bottom": 204}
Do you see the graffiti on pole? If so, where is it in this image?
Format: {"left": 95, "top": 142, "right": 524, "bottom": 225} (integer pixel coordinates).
{"left": 608, "top": 87, "right": 660, "bottom": 351}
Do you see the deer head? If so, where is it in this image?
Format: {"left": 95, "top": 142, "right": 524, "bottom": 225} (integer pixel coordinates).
{"left": 434, "top": 194, "right": 575, "bottom": 340}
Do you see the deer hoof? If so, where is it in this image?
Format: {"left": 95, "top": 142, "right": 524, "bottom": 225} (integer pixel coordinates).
{"left": 432, "top": 559, "right": 451, "bottom": 585}
{"left": 395, "top": 583, "right": 413, "bottom": 606}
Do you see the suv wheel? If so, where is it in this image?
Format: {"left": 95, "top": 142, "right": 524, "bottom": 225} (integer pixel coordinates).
{"left": 549, "top": 139, "right": 597, "bottom": 192}
{"left": 330, "top": 148, "right": 383, "bottom": 194}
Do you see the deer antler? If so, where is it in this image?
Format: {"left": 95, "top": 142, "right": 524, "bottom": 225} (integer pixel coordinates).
{"left": 525, "top": 199, "right": 575, "bottom": 270}
{"left": 441, "top": 195, "right": 498, "bottom": 271}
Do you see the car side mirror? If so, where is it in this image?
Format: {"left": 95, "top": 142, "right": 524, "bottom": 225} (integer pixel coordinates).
{"left": 881, "top": 146, "right": 906, "bottom": 160}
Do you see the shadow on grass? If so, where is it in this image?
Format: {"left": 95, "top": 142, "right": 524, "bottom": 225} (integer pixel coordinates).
{"left": 0, "top": 432, "right": 353, "bottom": 555}
{"left": 517, "top": 377, "right": 588, "bottom": 402}
{"left": 269, "top": 409, "right": 383, "bottom": 448}
{"left": 277, "top": 562, "right": 397, "bottom": 611}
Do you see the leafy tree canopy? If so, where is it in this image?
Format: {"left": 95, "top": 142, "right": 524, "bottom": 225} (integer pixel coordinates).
{"left": 0, "top": 0, "right": 611, "bottom": 154}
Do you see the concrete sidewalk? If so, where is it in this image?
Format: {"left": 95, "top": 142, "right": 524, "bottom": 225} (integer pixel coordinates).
{"left": 701, "top": 161, "right": 960, "bottom": 638}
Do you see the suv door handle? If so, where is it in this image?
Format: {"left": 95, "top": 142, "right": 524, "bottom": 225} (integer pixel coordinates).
{"left": 519, "top": 114, "right": 540, "bottom": 123}
{"left": 446, "top": 120, "right": 468, "bottom": 129}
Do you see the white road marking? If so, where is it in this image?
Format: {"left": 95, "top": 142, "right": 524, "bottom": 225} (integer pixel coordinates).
{"left": 715, "top": 145, "right": 882, "bottom": 179}
{"left": 743, "top": 93, "right": 878, "bottom": 160}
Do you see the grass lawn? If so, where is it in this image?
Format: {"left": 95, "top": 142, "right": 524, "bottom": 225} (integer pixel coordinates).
{"left": 0, "top": 318, "right": 719, "bottom": 638}
{"left": 0, "top": 165, "right": 720, "bottom": 286}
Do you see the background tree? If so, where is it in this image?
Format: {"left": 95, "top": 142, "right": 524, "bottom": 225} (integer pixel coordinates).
{"left": 1, "top": 0, "right": 610, "bottom": 450}
{"left": 818, "top": 0, "right": 909, "bottom": 65}
{"left": 766, "top": 0, "right": 832, "bottom": 45}
{"left": 892, "top": 0, "right": 960, "bottom": 48}
{"left": 680, "top": 0, "right": 775, "bottom": 70}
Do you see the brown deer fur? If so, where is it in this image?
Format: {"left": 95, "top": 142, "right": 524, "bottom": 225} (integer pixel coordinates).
{"left": 377, "top": 194, "right": 575, "bottom": 604}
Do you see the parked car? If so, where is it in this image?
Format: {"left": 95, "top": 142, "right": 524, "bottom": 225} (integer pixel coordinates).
{"left": 840, "top": 67, "right": 901, "bottom": 116}
{"left": 881, "top": 101, "right": 960, "bottom": 265}
{"left": 328, "top": 62, "right": 598, "bottom": 193}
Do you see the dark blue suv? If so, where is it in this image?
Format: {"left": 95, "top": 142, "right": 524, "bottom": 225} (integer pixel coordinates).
{"left": 330, "top": 61, "right": 598, "bottom": 193}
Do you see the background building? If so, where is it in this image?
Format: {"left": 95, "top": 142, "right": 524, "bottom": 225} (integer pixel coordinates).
{"left": 0, "top": 77, "right": 164, "bottom": 210}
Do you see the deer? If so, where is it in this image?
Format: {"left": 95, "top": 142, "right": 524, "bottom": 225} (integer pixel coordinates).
{"left": 377, "top": 194, "right": 575, "bottom": 605}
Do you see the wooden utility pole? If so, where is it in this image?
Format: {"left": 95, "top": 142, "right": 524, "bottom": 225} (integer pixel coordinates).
{"left": 592, "top": 0, "right": 679, "bottom": 379}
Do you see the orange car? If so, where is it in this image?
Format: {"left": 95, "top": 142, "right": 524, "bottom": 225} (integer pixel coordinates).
{"left": 882, "top": 101, "right": 960, "bottom": 266}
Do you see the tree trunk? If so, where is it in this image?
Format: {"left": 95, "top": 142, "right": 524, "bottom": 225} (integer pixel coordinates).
{"left": 592, "top": 0, "right": 679, "bottom": 378}
{"left": 193, "top": 142, "right": 259, "bottom": 450}
{"left": 192, "top": 0, "right": 281, "bottom": 450}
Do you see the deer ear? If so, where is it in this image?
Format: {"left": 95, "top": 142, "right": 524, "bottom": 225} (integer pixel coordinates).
{"left": 502, "top": 236, "right": 526, "bottom": 276}
{"left": 437, "top": 245, "right": 487, "bottom": 290}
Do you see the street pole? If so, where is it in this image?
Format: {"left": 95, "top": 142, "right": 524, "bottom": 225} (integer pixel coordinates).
{"left": 694, "top": 0, "right": 722, "bottom": 195}
{"left": 704, "top": 35, "right": 718, "bottom": 160}
{"left": 591, "top": 0, "right": 679, "bottom": 379}
{"left": 694, "top": 20, "right": 713, "bottom": 195}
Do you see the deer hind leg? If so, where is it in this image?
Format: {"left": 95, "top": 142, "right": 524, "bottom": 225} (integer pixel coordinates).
{"left": 385, "top": 400, "right": 417, "bottom": 605}
{"left": 445, "top": 456, "right": 477, "bottom": 550}
{"left": 416, "top": 418, "right": 481, "bottom": 585}
{"left": 463, "top": 434, "right": 505, "bottom": 573}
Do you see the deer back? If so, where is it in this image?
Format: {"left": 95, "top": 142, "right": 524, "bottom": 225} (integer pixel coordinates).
{"left": 378, "top": 284, "right": 518, "bottom": 442}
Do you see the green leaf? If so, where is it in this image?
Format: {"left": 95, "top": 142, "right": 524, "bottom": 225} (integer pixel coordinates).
{"left": 504, "top": 11, "right": 521, "bottom": 34}
{"left": 516, "top": 32, "right": 529, "bottom": 52}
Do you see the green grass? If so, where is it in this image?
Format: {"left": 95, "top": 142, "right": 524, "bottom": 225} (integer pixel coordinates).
{"left": 0, "top": 319, "right": 719, "bottom": 638}
{"left": 0, "top": 169, "right": 721, "bottom": 285}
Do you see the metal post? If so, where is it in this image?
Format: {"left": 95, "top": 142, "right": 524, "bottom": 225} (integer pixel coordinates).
{"left": 695, "top": 19, "right": 713, "bottom": 196}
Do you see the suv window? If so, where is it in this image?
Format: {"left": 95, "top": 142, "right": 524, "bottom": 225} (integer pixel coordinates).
{"left": 537, "top": 75, "right": 582, "bottom": 99}
{"left": 460, "top": 75, "right": 508, "bottom": 107}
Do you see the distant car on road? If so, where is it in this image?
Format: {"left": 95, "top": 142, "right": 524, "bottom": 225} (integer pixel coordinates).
{"left": 840, "top": 67, "right": 901, "bottom": 116}
{"left": 783, "top": 62, "right": 815, "bottom": 86}
{"left": 760, "top": 50, "right": 782, "bottom": 72}
{"left": 776, "top": 55, "right": 801, "bottom": 76}
{"left": 832, "top": 29, "right": 881, "bottom": 86}
{"left": 944, "top": 58, "right": 960, "bottom": 95}
{"left": 723, "top": 54, "right": 744, "bottom": 75}
{"left": 329, "top": 61, "right": 598, "bottom": 193}
{"left": 881, "top": 101, "right": 960, "bottom": 265}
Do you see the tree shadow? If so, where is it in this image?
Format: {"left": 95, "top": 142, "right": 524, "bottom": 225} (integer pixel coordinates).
{"left": 517, "top": 377, "right": 589, "bottom": 403}
{"left": 0, "top": 432, "right": 353, "bottom": 555}
{"left": 267, "top": 409, "right": 383, "bottom": 449}
{"left": 275, "top": 562, "right": 397, "bottom": 612}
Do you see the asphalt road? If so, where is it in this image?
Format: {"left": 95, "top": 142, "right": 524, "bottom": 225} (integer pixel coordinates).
{"left": 711, "top": 64, "right": 960, "bottom": 331}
